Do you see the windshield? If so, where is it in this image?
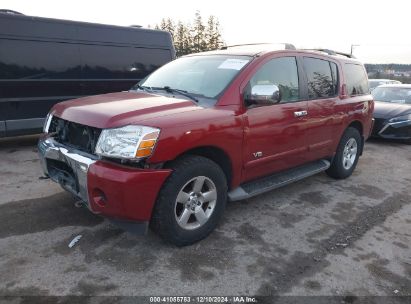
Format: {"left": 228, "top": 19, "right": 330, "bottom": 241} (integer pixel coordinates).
{"left": 372, "top": 87, "right": 411, "bottom": 104}
{"left": 369, "top": 80, "right": 386, "bottom": 89}
{"left": 136, "top": 55, "right": 252, "bottom": 100}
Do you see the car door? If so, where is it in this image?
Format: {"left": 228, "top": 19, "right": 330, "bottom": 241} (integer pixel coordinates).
{"left": 302, "top": 57, "right": 343, "bottom": 160}
{"left": 243, "top": 56, "right": 310, "bottom": 182}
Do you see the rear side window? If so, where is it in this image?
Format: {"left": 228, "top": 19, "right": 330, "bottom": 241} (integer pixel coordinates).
{"left": 303, "top": 57, "right": 337, "bottom": 99}
{"left": 344, "top": 63, "right": 369, "bottom": 96}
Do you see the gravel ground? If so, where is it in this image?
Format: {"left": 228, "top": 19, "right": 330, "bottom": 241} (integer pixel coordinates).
{"left": 0, "top": 135, "right": 410, "bottom": 302}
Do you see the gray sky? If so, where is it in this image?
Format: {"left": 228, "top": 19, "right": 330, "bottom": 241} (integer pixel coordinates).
{"left": 3, "top": 0, "right": 411, "bottom": 63}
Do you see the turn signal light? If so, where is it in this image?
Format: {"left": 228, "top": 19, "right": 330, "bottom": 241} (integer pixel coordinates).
{"left": 139, "top": 139, "right": 157, "bottom": 149}
{"left": 136, "top": 148, "right": 153, "bottom": 157}
{"left": 135, "top": 131, "right": 159, "bottom": 158}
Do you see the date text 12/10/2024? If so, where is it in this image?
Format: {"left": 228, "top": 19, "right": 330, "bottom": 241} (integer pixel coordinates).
{"left": 149, "top": 296, "right": 257, "bottom": 303}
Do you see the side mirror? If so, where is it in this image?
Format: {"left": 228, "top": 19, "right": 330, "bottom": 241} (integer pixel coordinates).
{"left": 248, "top": 84, "right": 281, "bottom": 105}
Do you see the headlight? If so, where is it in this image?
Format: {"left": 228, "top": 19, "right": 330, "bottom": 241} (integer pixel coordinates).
{"left": 95, "top": 125, "right": 160, "bottom": 160}
{"left": 389, "top": 114, "right": 411, "bottom": 123}
{"left": 43, "top": 113, "right": 53, "bottom": 133}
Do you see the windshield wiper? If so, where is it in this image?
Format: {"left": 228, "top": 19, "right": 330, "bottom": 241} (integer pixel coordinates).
{"left": 133, "top": 85, "right": 199, "bottom": 103}
{"left": 151, "top": 86, "right": 199, "bottom": 103}
{"left": 133, "top": 84, "right": 151, "bottom": 92}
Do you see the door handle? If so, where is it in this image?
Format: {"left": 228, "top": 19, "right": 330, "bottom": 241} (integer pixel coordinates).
{"left": 294, "top": 110, "right": 308, "bottom": 117}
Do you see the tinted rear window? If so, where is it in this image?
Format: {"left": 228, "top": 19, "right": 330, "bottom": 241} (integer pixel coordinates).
{"left": 303, "top": 57, "right": 337, "bottom": 99}
{"left": 344, "top": 63, "right": 369, "bottom": 96}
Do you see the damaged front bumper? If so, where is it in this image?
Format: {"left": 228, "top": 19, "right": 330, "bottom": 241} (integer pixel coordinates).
{"left": 38, "top": 136, "right": 171, "bottom": 234}
{"left": 38, "top": 136, "right": 96, "bottom": 204}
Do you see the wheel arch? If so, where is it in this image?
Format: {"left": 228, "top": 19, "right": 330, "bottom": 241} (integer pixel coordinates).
{"left": 166, "top": 145, "right": 233, "bottom": 189}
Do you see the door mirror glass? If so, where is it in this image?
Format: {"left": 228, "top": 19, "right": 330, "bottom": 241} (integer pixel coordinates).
{"left": 249, "top": 84, "right": 281, "bottom": 105}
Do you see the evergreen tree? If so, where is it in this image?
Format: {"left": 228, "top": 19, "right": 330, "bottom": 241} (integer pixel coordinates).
{"left": 206, "top": 15, "right": 223, "bottom": 50}
{"left": 152, "top": 12, "right": 225, "bottom": 57}
{"left": 191, "top": 11, "right": 207, "bottom": 52}
{"left": 157, "top": 18, "right": 175, "bottom": 39}
{"left": 175, "top": 21, "right": 192, "bottom": 57}
{"left": 164, "top": 18, "right": 175, "bottom": 40}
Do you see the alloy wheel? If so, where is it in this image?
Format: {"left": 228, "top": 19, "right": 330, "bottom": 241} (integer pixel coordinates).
{"left": 342, "top": 138, "right": 358, "bottom": 170}
{"left": 174, "top": 176, "right": 217, "bottom": 230}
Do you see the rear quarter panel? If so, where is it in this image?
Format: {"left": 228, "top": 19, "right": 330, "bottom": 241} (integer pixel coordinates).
{"left": 336, "top": 59, "right": 374, "bottom": 150}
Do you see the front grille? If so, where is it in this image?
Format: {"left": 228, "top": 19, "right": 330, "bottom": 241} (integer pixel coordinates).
{"left": 49, "top": 117, "right": 102, "bottom": 155}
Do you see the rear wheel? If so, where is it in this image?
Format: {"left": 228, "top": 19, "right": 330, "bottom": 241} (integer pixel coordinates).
{"left": 326, "top": 127, "right": 361, "bottom": 179}
{"left": 150, "top": 155, "right": 227, "bottom": 246}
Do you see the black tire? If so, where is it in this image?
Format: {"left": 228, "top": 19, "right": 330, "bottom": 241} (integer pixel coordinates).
{"left": 150, "top": 155, "right": 227, "bottom": 246}
{"left": 326, "top": 127, "right": 362, "bottom": 179}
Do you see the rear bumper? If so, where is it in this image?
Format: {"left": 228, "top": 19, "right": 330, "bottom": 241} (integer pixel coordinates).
{"left": 38, "top": 136, "right": 171, "bottom": 231}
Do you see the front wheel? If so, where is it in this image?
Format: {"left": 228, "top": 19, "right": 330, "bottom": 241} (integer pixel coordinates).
{"left": 326, "top": 127, "right": 362, "bottom": 179}
{"left": 150, "top": 155, "right": 227, "bottom": 246}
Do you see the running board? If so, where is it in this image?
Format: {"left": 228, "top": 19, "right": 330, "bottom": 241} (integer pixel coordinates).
{"left": 228, "top": 159, "right": 330, "bottom": 201}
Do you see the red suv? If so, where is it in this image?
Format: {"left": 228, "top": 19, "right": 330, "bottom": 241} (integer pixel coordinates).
{"left": 39, "top": 44, "right": 374, "bottom": 246}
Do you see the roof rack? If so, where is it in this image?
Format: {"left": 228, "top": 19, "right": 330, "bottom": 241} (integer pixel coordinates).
{"left": 305, "top": 48, "right": 356, "bottom": 59}
{"left": 220, "top": 43, "right": 296, "bottom": 50}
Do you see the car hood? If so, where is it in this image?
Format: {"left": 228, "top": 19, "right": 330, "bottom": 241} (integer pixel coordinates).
{"left": 51, "top": 91, "right": 202, "bottom": 129}
{"left": 373, "top": 101, "right": 411, "bottom": 119}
